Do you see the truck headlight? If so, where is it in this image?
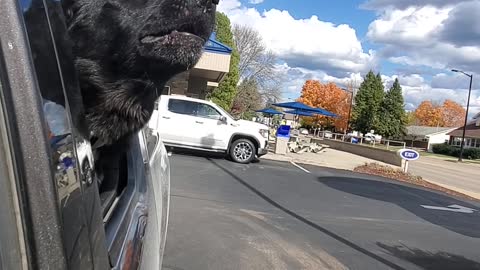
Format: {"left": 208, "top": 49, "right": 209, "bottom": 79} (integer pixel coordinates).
{"left": 259, "top": 129, "right": 269, "bottom": 138}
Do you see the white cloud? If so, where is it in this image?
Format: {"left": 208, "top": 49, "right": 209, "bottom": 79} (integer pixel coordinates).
{"left": 361, "top": 0, "right": 459, "bottom": 10}
{"left": 367, "top": 2, "right": 480, "bottom": 72}
{"left": 218, "top": 0, "right": 376, "bottom": 75}
{"left": 248, "top": 0, "right": 264, "bottom": 4}
{"left": 216, "top": 0, "right": 480, "bottom": 118}
{"left": 367, "top": 6, "right": 451, "bottom": 46}
{"left": 217, "top": 0, "right": 241, "bottom": 13}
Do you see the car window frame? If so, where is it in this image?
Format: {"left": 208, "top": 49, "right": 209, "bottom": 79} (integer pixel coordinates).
{"left": 168, "top": 98, "right": 223, "bottom": 120}
{"left": 195, "top": 102, "right": 222, "bottom": 120}
{"left": 167, "top": 98, "right": 197, "bottom": 116}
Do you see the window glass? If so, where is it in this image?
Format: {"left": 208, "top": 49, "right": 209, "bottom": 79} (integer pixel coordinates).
{"left": 197, "top": 103, "right": 221, "bottom": 119}
{"left": 168, "top": 99, "right": 196, "bottom": 116}
{"left": 18, "top": 0, "right": 109, "bottom": 268}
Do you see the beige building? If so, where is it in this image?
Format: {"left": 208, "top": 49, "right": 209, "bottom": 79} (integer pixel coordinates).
{"left": 165, "top": 33, "right": 232, "bottom": 99}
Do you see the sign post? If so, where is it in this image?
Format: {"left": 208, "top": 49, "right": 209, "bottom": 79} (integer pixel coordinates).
{"left": 397, "top": 149, "right": 420, "bottom": 173}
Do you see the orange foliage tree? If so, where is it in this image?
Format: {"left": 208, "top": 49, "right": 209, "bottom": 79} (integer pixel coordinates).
{"left": 413, "top": 100, "right": 466, "bottom": 127}
{"left": 442, "top": 99, "right": 466, "bottom": 127}
{"left": 297, "top": 80, "right": 350, "bottom": 131}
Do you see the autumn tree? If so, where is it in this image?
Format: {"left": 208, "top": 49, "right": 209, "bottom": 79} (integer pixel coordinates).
{"left": 414, "top": 101, "right": 443, "bottom": 127}
{"left": 441, "top": 99, "right": 466, "bottom": 127}
{"left": 298, "top": 80, "right": 350, "bottom": 132}
{"left": 351, "top": 71, "right": 385, "bottom": 134}
{"left": 207, "top": 12, "right": 240, "bottom": 110}
{"left": 378, "top": 78, "right": 407, "bottom": 137}
{"left": 413, "top": 99, "right": 466, "bottom": 127}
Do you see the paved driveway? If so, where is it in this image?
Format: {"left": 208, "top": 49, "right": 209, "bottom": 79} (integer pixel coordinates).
{"left": 409, "top": 156, "right": 480, "bottom": 199}
{"left": 163, "top": 153, "right": 480, "bottom": 270}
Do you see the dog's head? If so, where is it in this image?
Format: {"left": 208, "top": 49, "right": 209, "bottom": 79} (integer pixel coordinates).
{"left": 64, "top": 0, "right": 218, "bottom": 81}
{"left": 62, "top": 0, "right": 218, "bottom": 144}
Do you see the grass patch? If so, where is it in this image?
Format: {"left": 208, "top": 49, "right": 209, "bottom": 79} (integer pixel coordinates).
{"left": 354, "top": 163, "right": 479, "bottom": 202}
{"left": 420, "top": 151, "right": 480, "bottom": 165}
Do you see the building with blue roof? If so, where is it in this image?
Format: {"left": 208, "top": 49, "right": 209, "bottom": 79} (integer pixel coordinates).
{"left": 165, "top": 32, "right": 232, "bottom": 99}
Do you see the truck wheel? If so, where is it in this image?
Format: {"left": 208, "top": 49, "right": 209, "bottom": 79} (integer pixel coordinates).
{"left": 230, "top": 139, "right": 256, "bottom": 164}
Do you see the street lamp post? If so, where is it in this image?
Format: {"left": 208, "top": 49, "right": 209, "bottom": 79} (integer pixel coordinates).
{"left": 451, "top": 69, "right": 473, "bottom": 162}
{"left": 342, "top": 88, "right": 355, "bottom": 133}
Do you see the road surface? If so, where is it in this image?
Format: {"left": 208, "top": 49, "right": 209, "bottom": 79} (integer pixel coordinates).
{"left": 162, "top": 153, "right": 480, "bottom": 270}
{"left": 409, "top": 156, "right": 480, "bottom": 199}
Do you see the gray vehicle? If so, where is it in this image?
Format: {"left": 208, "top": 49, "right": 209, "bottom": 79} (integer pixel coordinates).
{"left": 0, "top": 0, "right": 170, "bottom": 269}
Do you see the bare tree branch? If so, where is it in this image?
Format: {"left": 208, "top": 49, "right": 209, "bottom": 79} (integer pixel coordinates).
{"left": 232, "top": 24, "right": 283, "bottom": 107}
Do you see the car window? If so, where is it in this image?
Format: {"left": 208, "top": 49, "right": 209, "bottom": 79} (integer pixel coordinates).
{"left": 168, "top": 99, "right": 196, "bottom": 116}
{"left": 196, "top": 103, "right": 222, "bottom": 120}
{"left": 14, "top": 0, "right": 110, "bottom": 268}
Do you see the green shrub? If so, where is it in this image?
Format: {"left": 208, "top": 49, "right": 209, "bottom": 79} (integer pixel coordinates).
{"left": 432, "top": 143, "right": 480, "bottom": 160}
{"left": 464, "top": 148, "right": 480, "bottom": 160}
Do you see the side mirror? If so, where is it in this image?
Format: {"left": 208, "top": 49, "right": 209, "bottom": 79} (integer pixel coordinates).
{"left": 219, "top": 116, "right": 227, "bottom": 123}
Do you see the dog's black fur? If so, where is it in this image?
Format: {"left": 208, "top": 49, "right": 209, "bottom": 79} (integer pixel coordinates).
{"left": 61, "top": 0, "right": 217, "bottom": 145}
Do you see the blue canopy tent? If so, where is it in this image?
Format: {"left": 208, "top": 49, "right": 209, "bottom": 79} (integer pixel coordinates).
{"left": 284, "top": 109, "right": 315, "bottom": 117}
{"left": 256, "top": 108, "right": 284, "bottom": 140}
{"left": 273, "top": 101, "right": 336, "bottom": 117}
{"left": 311, "top": 108, "right": 338, "bottom": 118}
{"left": 276, "top": 103, "right": 338, "bottom": 138}
{"left": 272, "top": 102, "right": 318, "bottom": 112}
{"left": 256, "top": 108, "right": 283, "bottom": 116}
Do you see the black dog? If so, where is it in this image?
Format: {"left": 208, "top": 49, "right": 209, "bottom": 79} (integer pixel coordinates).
{"left": 62, "top": 0, "right": 218, "bottom": 145}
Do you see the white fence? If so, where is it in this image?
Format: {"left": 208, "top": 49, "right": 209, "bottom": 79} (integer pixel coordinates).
{"left": 315, "top": 131, "right": 406, "bottom": 150}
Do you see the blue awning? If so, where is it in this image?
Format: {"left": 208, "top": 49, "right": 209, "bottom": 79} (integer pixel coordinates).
{"left": 285, "top": 110, "right": 315, "bottom": 117}
{"left": 256, "top": 108, "right": 283, "bottom": 115}
{"left": 272, "top": 102, "right": 317, "bottom": 112}
{"left": 274, "top": 102, "right": 337, "bottom": 117}
{"left": 204, "top": 32, "right": 232, "bottom": 54}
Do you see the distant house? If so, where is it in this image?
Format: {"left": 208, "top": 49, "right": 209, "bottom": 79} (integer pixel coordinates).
{"left": 447, "top": 113, "right": 480, "bottom": 149}
{"left": 403, "top": 126, "right": 458, "bottom": 152}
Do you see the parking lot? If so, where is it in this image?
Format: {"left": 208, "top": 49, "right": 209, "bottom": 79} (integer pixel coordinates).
{"left": 162, "top": 153, "right": 480, "bottom": 270}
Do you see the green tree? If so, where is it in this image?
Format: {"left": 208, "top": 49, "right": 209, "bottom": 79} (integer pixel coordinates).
{"left": 206, "top": 12, "right": 240, "bottom": 110}
{"left": 351, "top": 71, "right": 385, "bottom": 134}
{"left": 405, "top": 111, "right": 417, "bottom": 125}
{"left": 378, "top": 78, "right": 407, "bottom": 137}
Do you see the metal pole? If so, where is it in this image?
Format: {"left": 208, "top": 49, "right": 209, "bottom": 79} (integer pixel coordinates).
{"left": 347, "top": 91, "right": 354, "bottom": 132}
{"left": 458, "top": 74, "right": 473, "bottom": 162}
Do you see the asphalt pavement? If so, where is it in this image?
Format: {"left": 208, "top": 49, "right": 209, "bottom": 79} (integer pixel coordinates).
{"left": 162, "top": 153, "right": 480, "bottom": 270}
{"left": 409, "top": 156, "right": 480, "bottom": 199}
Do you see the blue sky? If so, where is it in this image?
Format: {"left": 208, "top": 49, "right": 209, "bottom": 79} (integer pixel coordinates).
{"left": 218, "top": 0, "right": 480, "bottom": 118}
{"left": 246, "top": 0, "right": 375, "bottom": 37}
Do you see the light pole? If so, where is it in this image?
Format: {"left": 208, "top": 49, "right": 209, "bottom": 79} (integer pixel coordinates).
{"left": 341, "top": 88, "right": 355, "bottom": 133}
{"left": 451, "top": 69, "right": 473, "bottom": 162}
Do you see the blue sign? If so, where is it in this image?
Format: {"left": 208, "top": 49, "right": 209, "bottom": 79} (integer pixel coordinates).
{"left": 398, "top": 149, "right": 420, "bottom": 161}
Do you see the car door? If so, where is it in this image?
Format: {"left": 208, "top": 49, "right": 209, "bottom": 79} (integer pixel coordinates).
{"left": 160, "top": 98, "right": 200, "bottom": 146}
{"left": 0, "top": 0, "right": 110, "bottom": 268}
{"left": 195, "top": 102, "right": 229, "bottom": 149}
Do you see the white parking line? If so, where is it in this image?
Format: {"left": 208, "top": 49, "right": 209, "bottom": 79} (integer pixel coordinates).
{"left": 290, "top": 161, "right": 310, "bottom": 174}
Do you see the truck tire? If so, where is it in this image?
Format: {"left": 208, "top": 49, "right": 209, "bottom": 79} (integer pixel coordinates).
{"left": 230, "top": 139, "right": 256, "bottom": 164}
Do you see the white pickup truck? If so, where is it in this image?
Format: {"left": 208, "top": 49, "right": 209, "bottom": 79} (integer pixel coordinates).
{"left": 149, "top": 95, "right": 270, "bottom": 163}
